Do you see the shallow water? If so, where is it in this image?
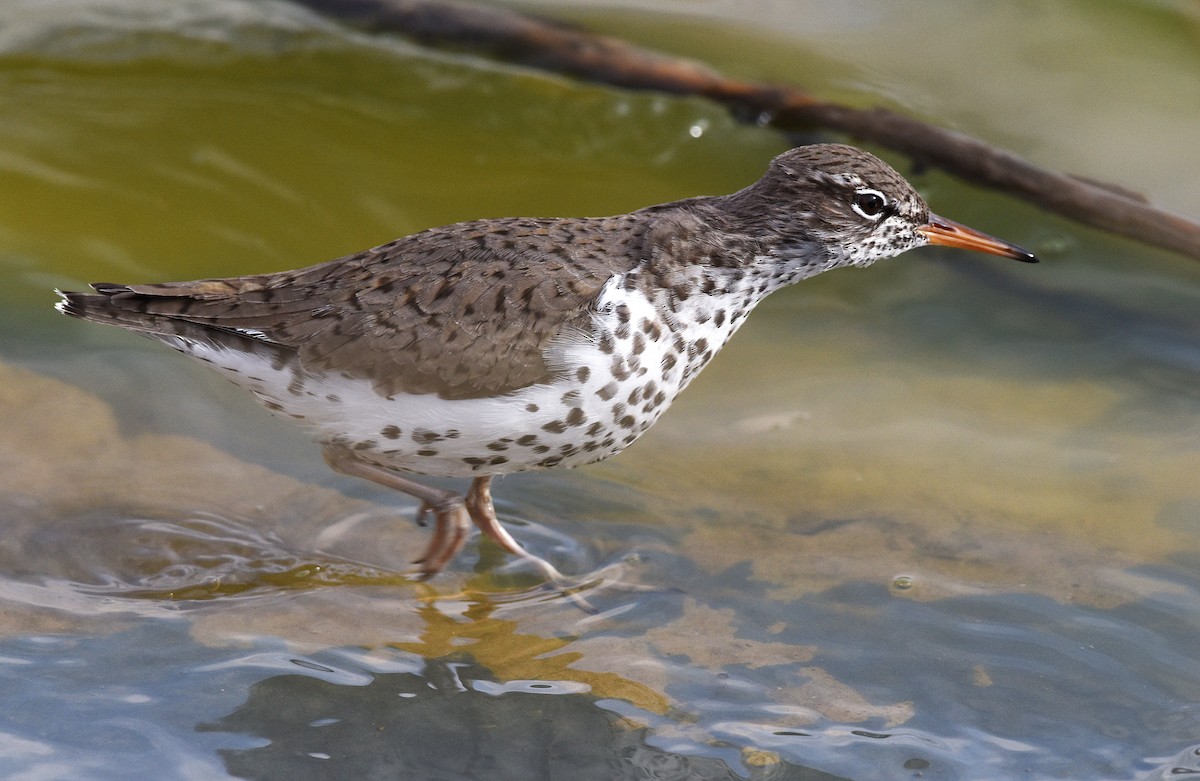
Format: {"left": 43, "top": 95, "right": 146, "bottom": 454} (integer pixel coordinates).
{"left": 2, "top": 1, "right": 1199, "bottom": 779}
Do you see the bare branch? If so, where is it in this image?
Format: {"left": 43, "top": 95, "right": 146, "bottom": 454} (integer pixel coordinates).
{"left": 296, "top": 0, "right": 1200, "bottom": 260}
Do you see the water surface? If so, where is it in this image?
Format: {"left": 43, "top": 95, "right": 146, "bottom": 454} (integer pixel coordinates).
{"left": 1, "top": 1, "right": 1198, "bottom": 779}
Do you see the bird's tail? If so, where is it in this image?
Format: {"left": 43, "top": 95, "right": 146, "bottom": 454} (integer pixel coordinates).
{"left": 55, "top": 282, "right": 291, "bottom": 358}
{"left": 56, "top": 283, "right": 177, "bottom": 335}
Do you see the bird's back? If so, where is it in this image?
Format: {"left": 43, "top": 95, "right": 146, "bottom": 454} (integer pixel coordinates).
{"left": 58, "top": 213, "right": 659, "bottom": 399}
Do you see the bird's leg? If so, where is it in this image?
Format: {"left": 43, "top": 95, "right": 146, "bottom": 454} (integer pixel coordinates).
{"left": 321, "top": 444, "right": 469, "bottom": 578}
{"left": 464, "top": 476, "right": 567, "bottom": 582}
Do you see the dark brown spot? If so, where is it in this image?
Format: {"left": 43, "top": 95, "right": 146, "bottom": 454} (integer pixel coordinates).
{"left": 416, "top": 449, "right": 438, "bottom": 457}
{"left": 487, "top": 441, "right": 508, "bottom": 451}
{"left": 526, "top": 403, "right": 539, "bottom": 413}
{"left": 353, "top": 440, "right": 376, "bottom": 451}
{"left": 576, "top": 366, "right": 590, "bottom": 383}
{"left": 566, "top": 407, "right": 586, "bottom": 426}
{"left": 517, "top": 434, "right": 538, "bottom": 446}
{"left": 542, "top": 420, "right": 567, "bottom": 434}
{"left": 586, "top": 422, "right": 604, "bottom": 437}
{"left": 381, "top": 425, "right": 402, "bottom": 440}
{"left": 489, "top": 455, "right": 509, "bottom": 465}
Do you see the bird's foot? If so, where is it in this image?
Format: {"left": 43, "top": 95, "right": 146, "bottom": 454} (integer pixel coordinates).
{"left": 518, "top": 558, "right": 672, "bottom": 615}
{"left": 411, "top": 499, "right": 470, "bottom": 579}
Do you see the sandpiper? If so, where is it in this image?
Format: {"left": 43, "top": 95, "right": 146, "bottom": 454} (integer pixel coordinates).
{"left": 57, "top": 144, "right": 1036, "bottom": 580}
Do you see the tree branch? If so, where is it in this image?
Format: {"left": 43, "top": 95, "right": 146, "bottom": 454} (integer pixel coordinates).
{"left": 295, "top": 0, "right": 1200, "bottom": 260}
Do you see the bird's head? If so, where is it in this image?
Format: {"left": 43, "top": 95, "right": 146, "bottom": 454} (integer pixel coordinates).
{"left": 729, "top": 144, "right": 1036, "bottom": 270}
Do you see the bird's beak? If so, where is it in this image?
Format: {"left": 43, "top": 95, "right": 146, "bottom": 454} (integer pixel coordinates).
{"left": 919, "top": 213, "right": 1038, "bottom": 263}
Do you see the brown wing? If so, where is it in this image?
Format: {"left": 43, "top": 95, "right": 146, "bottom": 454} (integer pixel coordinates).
{"left": 58, "top": 215, "right": 651, "bottom": 399}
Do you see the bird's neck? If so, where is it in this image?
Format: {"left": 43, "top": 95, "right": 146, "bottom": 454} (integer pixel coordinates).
{"left": 639, "top": 195, "right": 835, "bottom": 299}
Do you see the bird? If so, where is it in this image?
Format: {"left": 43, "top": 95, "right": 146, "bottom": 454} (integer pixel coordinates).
{"left": 57, "top": 144, "right": 1036, "bottom": 582}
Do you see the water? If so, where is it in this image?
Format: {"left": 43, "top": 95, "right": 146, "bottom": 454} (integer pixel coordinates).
{"left": 1, "top": 1, "right": 1199, "bottom": 779}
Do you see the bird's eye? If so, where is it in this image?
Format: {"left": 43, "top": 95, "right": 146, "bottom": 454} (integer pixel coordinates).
{"left": 851, "top": 188, "right": 888, "bottom": 220}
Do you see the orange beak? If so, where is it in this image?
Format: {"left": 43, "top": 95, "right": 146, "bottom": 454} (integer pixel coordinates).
{"left": 919, "top": 213, "right": 1038, "bottom": 263}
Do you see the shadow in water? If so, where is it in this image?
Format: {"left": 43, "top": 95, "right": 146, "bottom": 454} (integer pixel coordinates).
{"left": 201, "top": 655, "right": 849, "bottom": 781}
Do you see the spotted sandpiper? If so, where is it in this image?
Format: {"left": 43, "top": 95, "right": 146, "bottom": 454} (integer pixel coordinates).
{"left": 57, "top": 144, "right": 1035, "bottom": 580}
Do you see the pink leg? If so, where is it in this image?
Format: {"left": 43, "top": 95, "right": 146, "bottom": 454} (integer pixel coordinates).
{"left": 322, "top": 445, "right": 468, "bottom": 578}
{"left": 465, "top": 476, "right": 567, "bottom": 581}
